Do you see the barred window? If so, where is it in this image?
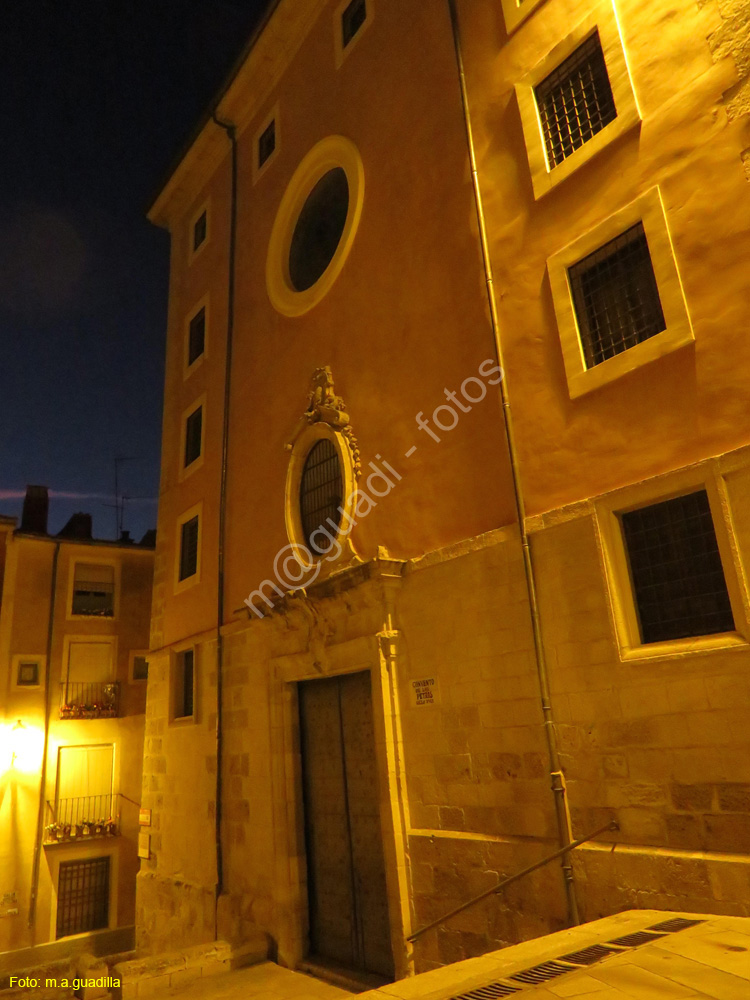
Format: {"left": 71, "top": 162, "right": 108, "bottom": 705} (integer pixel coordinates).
{"left": 621, "top": 490, "right": 735, "bottom": 644}
{"left": 342, "top": 0, "right": 367, "bottom": 47}
{"left": 188, "top": 307, "right": 205, "bottom": 365}
{"left": 300, "top": 440, "right": 343, "bottom": 554}
{"left": 258, "top": 120, "right": 276, "bottom": 169}
{"left": 184, "top": 406, "right": 203, "bottom": 467}
{"left": 569, "top": 222, "right": 665, "bottom": 368}
{"left": 535, "top": 32, "right": 617, "bottom": 169}
{"left": 56, "top": 856, "right": 110, "bottom": 939}
{"left": 179, "top": 516, "right": 199, "bottom": 581}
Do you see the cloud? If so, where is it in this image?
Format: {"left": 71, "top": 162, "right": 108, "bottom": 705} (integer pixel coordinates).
{"left": 0, "top": 489, "right": 156, "bottom": 504}
{"left": 0, "top": 205, "right": 88, "bottom": 320}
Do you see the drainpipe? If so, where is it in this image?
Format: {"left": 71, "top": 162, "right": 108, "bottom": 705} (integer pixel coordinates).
{"left": 28, "top": 540, "right": 60, "bottom": 935}
{"left": 446, "top": 0, "right": 580, "bottom": 925}
{"left": 210, "top": 111, "right": 238, "bottom": 921}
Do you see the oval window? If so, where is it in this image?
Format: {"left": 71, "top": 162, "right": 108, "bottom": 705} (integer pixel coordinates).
{"left": 288, "top": 168, "right": 350, "bottom": 292}
{"left": 299, "top": 439, "right": 343, "bottom": 554}
{"left": 266, "top": 137, "right": 364, "bottom": 317}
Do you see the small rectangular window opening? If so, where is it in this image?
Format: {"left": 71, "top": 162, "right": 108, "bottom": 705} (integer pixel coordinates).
{"left": 258, "top": 120, "right": 276, "bottom": 169}
{"left": 569, "top": 222, "right": 665, "bottom": 368}
{"left": 193, "top": 210, "right": 207, "bottom": 252}
{"left": 342, "top": 0, "right": 367, "bottom": 47}
{"left": 188, "top": 307, "right": 205, "bottom": 366}
{"left": 621, "top": 490, "right": 735, "bottom": 644}
{"left": 535, "top": 31, "right": 617, "bottom": 169}
{"left": 72, "top": 564, "right": 115, "bottom": 617}
{"left": 184, "top": 406, "right": 203, "bottom": 468}
{"left": 179, "top": 516, "right": 199, "bottom": 582}
{"left": 17, "top": 661, "right": 40, "bottom": 686}
{"left": 175, "top": 649, "right": 194, "bottom": 719}
{"left": 132, "top": 655, "right": 149, "bottom": 682}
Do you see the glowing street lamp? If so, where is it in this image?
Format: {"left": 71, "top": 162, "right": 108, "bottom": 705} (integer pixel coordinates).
{"left": 5, "top": 720, "right": 44, "bottom": 775}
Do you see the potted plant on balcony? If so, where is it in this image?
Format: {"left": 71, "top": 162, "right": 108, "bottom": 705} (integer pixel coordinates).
{"left": 102, "top": 684, "right": 117, "bottom": 717}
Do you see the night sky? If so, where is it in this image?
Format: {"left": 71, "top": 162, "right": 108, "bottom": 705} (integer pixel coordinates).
{"left": 1, "top": 0, "right": 271, "bottom": 541}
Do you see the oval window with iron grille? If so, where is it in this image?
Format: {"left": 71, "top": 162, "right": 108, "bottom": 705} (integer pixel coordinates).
{"left": 300, "top": 439, "right": 344, "bottom": 554}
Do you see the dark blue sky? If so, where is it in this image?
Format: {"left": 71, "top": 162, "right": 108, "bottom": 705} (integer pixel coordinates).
{"left": 1, "top": 0, "right": 270, "bottom": 541}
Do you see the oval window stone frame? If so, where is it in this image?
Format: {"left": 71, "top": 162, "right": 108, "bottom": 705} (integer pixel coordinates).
{"left": 266, "top": 136, "right": 365, "bottom": 317}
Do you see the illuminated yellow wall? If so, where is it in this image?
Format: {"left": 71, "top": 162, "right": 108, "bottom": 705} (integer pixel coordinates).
{"left": 0, "top": 534, "right": 153, "bottom": 952}
{"left": 456, "top": 0, "right": 750, "bottom": 515}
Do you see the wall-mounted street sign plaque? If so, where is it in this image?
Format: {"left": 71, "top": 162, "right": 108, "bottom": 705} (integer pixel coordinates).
{"left": 410, "top": 677, "right": 438, "bottom": 707}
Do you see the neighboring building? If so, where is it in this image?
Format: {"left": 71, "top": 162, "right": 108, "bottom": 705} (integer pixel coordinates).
{"left": 0, "top": 487, "right": 154, "bottom": 954}
{"left": 142, "top": 0, "right": 750, "bottom": 982}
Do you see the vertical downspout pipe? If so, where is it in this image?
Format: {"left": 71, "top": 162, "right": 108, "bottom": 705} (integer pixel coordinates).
{"left": 211, "top": 111, "right": 238, "bottom": 918}
{"left": 28, "top": 540, "right": 60, "bottom": 934}
{"left": 446, "top": 0, "right": 580, "bottom": 926}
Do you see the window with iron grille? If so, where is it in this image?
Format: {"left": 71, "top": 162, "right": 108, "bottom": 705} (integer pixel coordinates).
{"left": 300, "top": 440, "right": 343, "bottom": 554}
{"left": 188, "top": 307, "right": 205, "bottom": 366}
{"left": 535, "top": 32, "right": 616, "bottom": 169}
{"left": 184, "top": 406, "right": 202, "bottom": 468}
{"left": 179, "top": 516, "right": 199, "bottom": 581}
{"left": 342, "top": 0, "right": 367, "bottom": 47}
{"left": 174, "top": 649, "right": 194, "bottom": 719}
{"left": 72, "top": 563, "right": 115, "bottom": 617}
{"left": 621, "top": 490, "right": 735, "bottom": 644}
{"left": 17, "top": 660, "right": 40, "bottom": 686}
{"left": 569, "top": 222, "right": 665, "bottom": 368}
{"left": 258, "top": 120, "right": 276, "bottom": 169}
{"left": 193, "top": 210, "right": 207, "bottom": 251}
{"left": 56, "top": 856, "right": 110, "bottom": 939}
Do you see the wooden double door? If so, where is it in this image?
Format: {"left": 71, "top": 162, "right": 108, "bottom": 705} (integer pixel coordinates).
{"left": 299, "top": 671, "right": 394, "bottom": 979}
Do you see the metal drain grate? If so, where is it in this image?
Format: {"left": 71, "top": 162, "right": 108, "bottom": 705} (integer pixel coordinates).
{"left": 647, "top": 917, "right": 705, "bottom": 933}
{"left": 509, "top": 961, "right": 576, "bottom": 985}
{"left": 559, "top": 943, "right": 622, "bottom": 965}
{"left": 609, "top": 931, "right": 667, "bottom": 947}
{"left": 452, "top": 984, "right": 520, "bottom": 1000}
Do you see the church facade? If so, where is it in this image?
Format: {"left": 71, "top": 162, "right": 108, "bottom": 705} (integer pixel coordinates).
{"left": 141, "top": 0, "right": 750, "bottom": 977}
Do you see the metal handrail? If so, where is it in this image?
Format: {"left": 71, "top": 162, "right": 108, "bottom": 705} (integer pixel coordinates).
{"left": 408, "top": 820, "right": 618, "bottom": 942}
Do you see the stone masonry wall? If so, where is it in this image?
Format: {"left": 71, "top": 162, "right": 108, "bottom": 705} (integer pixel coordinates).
{"left": 136, "top": 640, "right": 219, "bottom": 954}
{"left": 397, "top": 532, "right": 568, "bottom": 971}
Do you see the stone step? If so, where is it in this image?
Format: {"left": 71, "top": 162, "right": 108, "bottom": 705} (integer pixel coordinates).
{"left": 111, "top": 934, "right": 268, "bottom": 999}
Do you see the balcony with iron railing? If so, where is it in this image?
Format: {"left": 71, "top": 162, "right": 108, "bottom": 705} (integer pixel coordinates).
{"left": 44, "top": 793, "right": 121, "bottom": 844}
{"left": 59, "top": 682, "right": 120, "bottom": 719}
